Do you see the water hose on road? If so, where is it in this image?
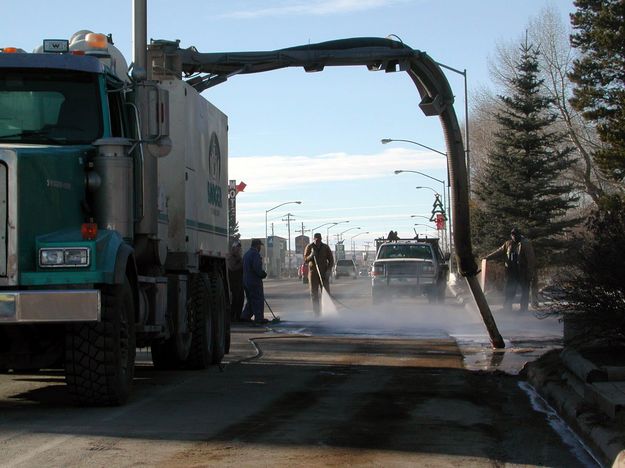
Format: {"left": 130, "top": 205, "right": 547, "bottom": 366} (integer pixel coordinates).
{"left": 263, "top": 298, "right": 281, "bottom": 323}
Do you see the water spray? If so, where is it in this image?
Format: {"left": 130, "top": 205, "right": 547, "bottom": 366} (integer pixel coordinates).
{"left": 311, "top": 252, "right": 350, "bottom": 312}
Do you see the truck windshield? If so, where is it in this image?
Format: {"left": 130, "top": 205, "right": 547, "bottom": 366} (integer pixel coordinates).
{"left": 0, "top": 69, "right": 102, "bottom": 144}
{"left": 378, "top": 244, "right": 432, "bottom": 260}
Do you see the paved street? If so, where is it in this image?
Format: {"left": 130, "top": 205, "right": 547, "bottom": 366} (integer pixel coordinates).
{"left": 0, "top": 278, "right": 597, "bottom": 467}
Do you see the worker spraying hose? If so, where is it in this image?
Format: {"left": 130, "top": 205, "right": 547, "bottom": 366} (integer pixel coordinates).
{"left": 303, "top": 233, "right": 335, "bottom": 316}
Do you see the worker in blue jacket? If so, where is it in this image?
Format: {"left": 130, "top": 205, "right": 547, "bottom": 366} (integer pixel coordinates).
{"left": 241, "top": 239, "right": 269, "bottom": 324}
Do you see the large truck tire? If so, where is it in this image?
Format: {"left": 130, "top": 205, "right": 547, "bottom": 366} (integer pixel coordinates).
{"left": 151, "top": 333, "right": 191, "bottom": 369}
{"left": 65, "top": 277, "right": 136, "bottom": 406}
{"left": 150, "top": 281, "right": 194, "bottom": 370}
{"left": 208, "top": 271, "right": 227, "bottom": 365}
{"left": 184, "top": 273, "right": 214, "bottom": 369}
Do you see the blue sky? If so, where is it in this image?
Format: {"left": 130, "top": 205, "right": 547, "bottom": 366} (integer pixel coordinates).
{"left": 2, "top": 0, "right": 576, "bottom": 250}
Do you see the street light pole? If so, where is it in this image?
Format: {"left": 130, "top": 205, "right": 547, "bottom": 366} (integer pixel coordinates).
{"left": 415, "top": 185, "right": 437, "bottom": 195}
{"left": 265, "top": 200, "right": 301, "bottom": 272}
{"left": 350, "top": 231, "right": 369, "bottom": 260}
{"left": 310, "top": 222, "right": 334, "bottom": 239}
{"left": 381, "top": 138, "right": 446, "bottom": 157}
{"left": 395, "top": 169, "right": 447, "bottom": 241}
{"left": 435, "top": 62, "right": 469, "bottom": 192}
{"left": 281, "top": 213, "right": 296, "bottom": 277}
{"left": 327, "top": 220, "right": 349, "bottom": 242}
{"left": 382, "top": 137, "right": 455, "bottom": 266}
{"left": 338, "top": 226, "right": 360, "bottom": 242}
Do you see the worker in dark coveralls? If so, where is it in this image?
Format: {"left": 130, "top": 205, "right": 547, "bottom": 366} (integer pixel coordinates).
{"left": 226, "top": 240, "right": 244, "bottom": 322}
{"left": 484, "top": 227, "right": 537, "bottom": 313}
{"left": 241, "top": 239, "right": 268, "bottom": 324}
{"left": 303, "top": 233, "right": 335, "bottom": 316}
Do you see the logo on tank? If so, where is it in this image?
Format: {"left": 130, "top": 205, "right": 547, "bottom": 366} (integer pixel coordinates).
{"left": 207, "top": 132, "right": 222, "bottom": 208}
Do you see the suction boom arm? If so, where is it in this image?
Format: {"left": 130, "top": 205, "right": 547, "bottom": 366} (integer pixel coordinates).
{"left": 156, "top": 36, "right": 504, "bottom": 348}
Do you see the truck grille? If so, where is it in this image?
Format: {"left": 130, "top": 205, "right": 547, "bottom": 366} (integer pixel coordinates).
{"left": 385, "top": 262, "right": 432, "bottom": 277}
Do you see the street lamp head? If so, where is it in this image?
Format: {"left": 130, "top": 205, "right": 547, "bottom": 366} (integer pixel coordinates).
{"left": 394, "top": 170, "right": 402, "bottom": 175}
{"left": 295, "top": 201, "right": 302, "bottom": 204}
{"left": 416, "top": 186, "right": 440, "bottom": 195}
{"left": 381, "top": 138, "right": 392, "bottom": 144}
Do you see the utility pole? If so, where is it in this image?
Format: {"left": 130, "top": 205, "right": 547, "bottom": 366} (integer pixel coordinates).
{"left": 300, "top": 222, "right": 306, "bottom": 255}
{"left": 282, "top": 213, "right": 296, "bottom": 277}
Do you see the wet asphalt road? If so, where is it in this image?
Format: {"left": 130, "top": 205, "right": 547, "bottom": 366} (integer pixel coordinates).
{"left": 0, "top": 277, "right": 595, "bottom": 467}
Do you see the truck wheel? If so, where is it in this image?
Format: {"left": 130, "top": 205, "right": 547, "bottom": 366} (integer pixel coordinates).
{"left": 151, "top": 283, "right": 194, "bottom": 370}
{"left": 208, "top": 271, "right": 227, "bottom": 365}
{"left": 184, "top": 273, "right": 214, "bottom": 369}
{"left": 65, "top": 277, "right": 136, "bottom": 406}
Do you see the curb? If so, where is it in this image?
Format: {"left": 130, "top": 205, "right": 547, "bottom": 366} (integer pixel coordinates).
{"left": 525, "top": 350, "right": 625, "bottom": 467}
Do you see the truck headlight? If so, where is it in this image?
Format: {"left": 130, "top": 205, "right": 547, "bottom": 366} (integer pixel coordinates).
{"left": 64, "top": 248, "right": 90, "bottom": 266}
{"left": 40, "top": 249, "right": 65, "bottom": 266}
{"left": 39, "top": 247, "right": 90, "bottom": 268}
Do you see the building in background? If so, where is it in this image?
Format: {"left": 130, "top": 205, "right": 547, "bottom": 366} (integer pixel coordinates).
{"left": 295, "top": 235, "right": 309, "bottom": 254}
{"left": 267, "top": 236, "right": 287, "bottom": 278}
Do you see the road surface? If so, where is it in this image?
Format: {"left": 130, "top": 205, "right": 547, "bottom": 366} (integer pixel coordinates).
{"left": 0, "top": 277, "right": 597, "bottom": 467}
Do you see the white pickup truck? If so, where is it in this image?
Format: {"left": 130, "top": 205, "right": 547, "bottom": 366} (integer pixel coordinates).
{"left": 371, "top": 239, "right": 449, "bottom": 303}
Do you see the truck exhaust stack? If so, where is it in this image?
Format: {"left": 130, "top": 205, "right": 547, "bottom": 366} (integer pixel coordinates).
{"left": 133, "top": 0, "right": 147, "bottom": 76}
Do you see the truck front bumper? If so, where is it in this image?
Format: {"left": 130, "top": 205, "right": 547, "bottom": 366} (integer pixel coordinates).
{"left": 0, "top": 290, "right": 101, "bottom": 323}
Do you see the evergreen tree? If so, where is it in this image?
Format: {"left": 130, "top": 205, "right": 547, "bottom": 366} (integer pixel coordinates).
{"left": 569, "top": 0, "right": 625, "bottom": 179}
{"left": 474, "top": 40, "right": 578, "bottom": 266}
{"left": 549, "top": 195, "right": 625, "bottom": 348}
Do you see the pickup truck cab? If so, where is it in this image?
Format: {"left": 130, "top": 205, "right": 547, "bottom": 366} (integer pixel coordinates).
{"left": 371, "top": 239, "right": 448, "bottom": 303}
